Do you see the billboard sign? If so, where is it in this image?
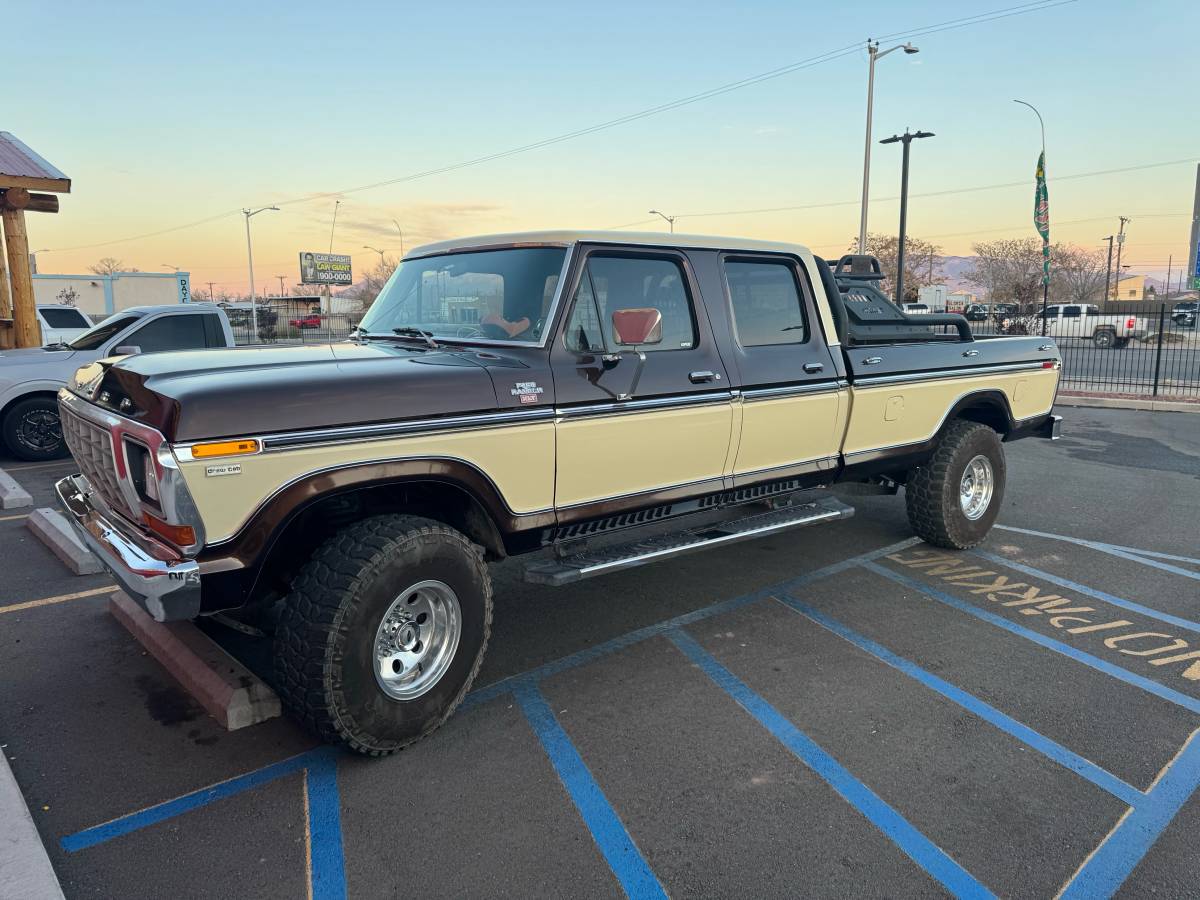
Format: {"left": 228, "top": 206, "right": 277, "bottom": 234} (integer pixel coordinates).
{"left": 299, "top": 252, "right": 353, "bottom": 285}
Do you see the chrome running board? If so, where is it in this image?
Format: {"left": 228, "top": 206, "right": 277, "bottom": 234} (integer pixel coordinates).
{"left": 523, "top": 496, "right": 855, "bottom": 586}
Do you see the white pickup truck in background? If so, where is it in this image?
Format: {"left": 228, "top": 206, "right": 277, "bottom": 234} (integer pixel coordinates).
{"left": 0, "top": 304, "right": 235, "bottom": 460}
{"left": 1036, "top": 303, "right": 1149, "bottom": 349}
{"left": 36, "top": 305, "right": 93, "bottom": 346}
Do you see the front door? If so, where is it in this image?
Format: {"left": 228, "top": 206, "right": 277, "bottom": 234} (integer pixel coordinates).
{"left": 717, "top": 254, "right": 845, "bottom": 485}
{"left": 550, "top": 247, "right": 734, "bottom": 515}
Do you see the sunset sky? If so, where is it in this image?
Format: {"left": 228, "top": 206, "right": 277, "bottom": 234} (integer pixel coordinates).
{"left": 10, "top": 0, "right": 1199, "bottom": 295}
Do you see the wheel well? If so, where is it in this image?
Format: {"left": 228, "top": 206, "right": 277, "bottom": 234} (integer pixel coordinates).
{"left": 953, "top": 397, "right": 1012, "bottom": 437}
{"left": 1, "top": 390, "right": 59, "bottom": 422}
{"left": 249, "top": 480, "right": 506, "bottom": 607}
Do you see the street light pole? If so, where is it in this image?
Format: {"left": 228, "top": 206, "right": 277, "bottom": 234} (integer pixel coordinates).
{"left": 1113, "top": 216, "right": 1130, "bottom": 302}
{"left": 1102, "top": 235, "right": 1114, "bottom": 307}
{"left": 880, "top": 129, "right": 934, "bottom": 305}
{"left": 392, "top": 220, "right": 405, "bottom": 257}
{"left": 648, "top": 209, "right": 676, "bottom": 233}
{"left": 858, "top": 40, "right": 920, "bottom": 254}
{"left": 242, "top": 205, "right": 279, "bottom": 337}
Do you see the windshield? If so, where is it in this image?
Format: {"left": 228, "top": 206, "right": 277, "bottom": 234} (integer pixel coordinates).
{"left": 359, "top": 247, "right": 567, "bottom": 344}
{"left": 68, "top": 314, "right": 139, "bottom": 350}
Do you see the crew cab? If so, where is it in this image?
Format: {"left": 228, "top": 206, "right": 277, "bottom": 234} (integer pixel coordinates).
{"left": 54, "top": 231, "right": 1062, "bottom": 754}
{"left": 0, "top": 304, "right": 234, "bottom": 460}
{"left": 1036, "top": 303, "right": 1148, "bottom": 349}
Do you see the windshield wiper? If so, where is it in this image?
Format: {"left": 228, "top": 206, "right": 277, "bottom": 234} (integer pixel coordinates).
{"left": 392, "top": 327, "right": 440, "bottom": 349}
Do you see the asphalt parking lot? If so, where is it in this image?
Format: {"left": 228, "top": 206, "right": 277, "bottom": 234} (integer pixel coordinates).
{"left": 2, "top": 405, "right": 1199, "bottom": 898}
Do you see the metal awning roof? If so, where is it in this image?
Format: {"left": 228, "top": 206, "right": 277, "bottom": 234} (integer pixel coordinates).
{"left": 0, "top": 132, "right": 70, "bottom": 193}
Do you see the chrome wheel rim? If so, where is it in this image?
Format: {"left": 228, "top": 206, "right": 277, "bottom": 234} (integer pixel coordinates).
{"left": 959, "top": 455, "right": 994, "bottom": 521}
{"left": 373, "top": 580, "right": 461, "bottom": 701}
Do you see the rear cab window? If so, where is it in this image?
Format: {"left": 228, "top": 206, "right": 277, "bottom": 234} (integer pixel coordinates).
{"left": 724, "top": 259, "right": 808, "bottom": 346}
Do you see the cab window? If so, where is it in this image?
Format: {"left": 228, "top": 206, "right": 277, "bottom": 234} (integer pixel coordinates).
{"left": 1062, "top": 306, "right": 1082, "bottom": 318}
{"left": 724, "top": 259, "right": 807, "bottom": 346}
{"left": 564, "top": 255, "right": 697, "bottom": 353}
{"left": 125, "top": 314, "right": 219, "bottom": 353}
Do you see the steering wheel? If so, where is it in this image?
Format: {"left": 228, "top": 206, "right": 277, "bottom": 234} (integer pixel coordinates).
{"left": 454, "top": 325, "right": 485, "bottom": 338}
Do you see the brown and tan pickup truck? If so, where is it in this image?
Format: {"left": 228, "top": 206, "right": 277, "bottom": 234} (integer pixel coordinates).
{"left": 55, "top": 231, "right": 1061, "bottom": 754}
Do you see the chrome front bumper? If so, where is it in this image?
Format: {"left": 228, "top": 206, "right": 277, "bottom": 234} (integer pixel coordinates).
{"left": 55, "top": 474, "right": 201, "bottom": 622}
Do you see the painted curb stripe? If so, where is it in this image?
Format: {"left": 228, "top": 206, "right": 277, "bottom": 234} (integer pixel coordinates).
{"left": 515, "top": 682, "right": 666, "bottom": 900}
{"left": 305, "top": 753, "right": 348, "bottom": 900}
{"left": 666, "top": 628, "right": 994, "bottom": 899}
{"left": 995, "top": 525, "right": 1200, "bottom": 578}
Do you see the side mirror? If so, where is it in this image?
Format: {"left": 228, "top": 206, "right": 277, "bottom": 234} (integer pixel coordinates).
{"left": 611, "top": 308, "right": 663, "bottom": 347}
{"left": 113, "top": 345, "right": 142, "bottom": 356}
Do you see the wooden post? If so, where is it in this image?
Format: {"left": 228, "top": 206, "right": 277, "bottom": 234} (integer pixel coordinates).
{"left": 0, "top": 222, "right": 11, "bottom": 350}
{"left": 1, "top": 187, "right": 39, "bottom": 348}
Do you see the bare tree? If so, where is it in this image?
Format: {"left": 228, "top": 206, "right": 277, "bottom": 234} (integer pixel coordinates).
{"left": 964, "top": 239, "right": 1044, "bottom": 312}
{"left": 88, "top": 257, "right": 138, "bottom": 276}
{"left": 848, "top": 233, "right": 943, "bottom": 301}
{"left": 1051, "top": 245, "right": 1108, "bottom": 306}
{"left": 356, "top": 256, "right": 398, "bottom": 310}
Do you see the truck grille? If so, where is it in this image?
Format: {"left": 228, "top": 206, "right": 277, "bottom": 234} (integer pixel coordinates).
{"left": 60, "top": 407, "right": 133, "bottom": 519}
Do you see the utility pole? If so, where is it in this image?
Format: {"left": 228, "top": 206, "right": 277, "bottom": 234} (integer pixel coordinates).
{"left": 880, "top": 129, "right": 935, "bottom": 305}
{"left": 1113, "top": 216, "right": 1129, "bottom": 303}
{"left": 1102, "top": 236, "right": 1114, "bottom": 307}
{"left": 206, "top": 281, "right": 216, "bottom": 302}
{"left": 276, "top": 275, "right": 286, "bottom": 298}
{"left": 858, "top": 40, "right": 920, "bottom": 254}
{"left": 1163, "top": 255, "right": 1172, "bottom": 304}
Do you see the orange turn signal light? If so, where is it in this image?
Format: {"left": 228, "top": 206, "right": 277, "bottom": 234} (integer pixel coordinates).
{"left": 191, "top": 439, "right": 259, "bottom": 458}
{"left": 143, "top": 513, "right": 197, "bottom": 547}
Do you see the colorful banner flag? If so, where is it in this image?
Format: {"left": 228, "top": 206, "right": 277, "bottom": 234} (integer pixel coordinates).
{"left": 1034, "top": 151, "right": 1050, "bottom": 286}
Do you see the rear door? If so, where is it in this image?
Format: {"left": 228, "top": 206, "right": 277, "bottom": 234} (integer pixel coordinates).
{"left": 717, "top": 253, "right": 844, "bottom": 486}
{"left": 550, "top": 246, "right": 734, "bottom": 514}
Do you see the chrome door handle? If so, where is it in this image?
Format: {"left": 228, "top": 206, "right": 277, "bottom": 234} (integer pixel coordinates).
{"left": 862, "top": 356, "right": 883, "bottom": 365}
{"left": 689, "top": 370, "right": 719, "bottom": 383}
{"left": 803, "top": 362, "right": 824, "bottom": 374}
{"left": 962, "top": 349, "right": 980, "bottom": 357}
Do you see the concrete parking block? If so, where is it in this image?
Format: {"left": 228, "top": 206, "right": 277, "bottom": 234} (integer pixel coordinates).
{"left": 0, "top": 753, "right": 65, "bottom": 900}
{"left": 25, "top": 507, "right": 103, "bottom": 575}
{"left": 109, "top": 592, "right": 281, "bottom": 731}
{"left": 0, "top": 468, "right": 33, "bottom": 510}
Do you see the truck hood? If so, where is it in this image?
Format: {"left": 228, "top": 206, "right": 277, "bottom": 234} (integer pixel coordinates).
{"left": 90, "top": 342, "right": 510, "bottom": 441}
{"left": 0, "top": 346, "right": 78, "bottom": 366}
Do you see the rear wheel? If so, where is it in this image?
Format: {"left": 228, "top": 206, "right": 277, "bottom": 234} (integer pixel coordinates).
{"left": 1094, "top": 329, "right": 1116, "bottom": 349}
{"left": 273, "top": 514, "right": 492, "bottom": 755}
{"left": 905, "top": 420, "right": 1006, "bottom": 549}
{"left": 1, "top": 397, "right": 68, "bottom": 461}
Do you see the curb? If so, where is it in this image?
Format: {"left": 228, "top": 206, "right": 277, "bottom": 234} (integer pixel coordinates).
{"left": 25, "top": 508, "right": 102, "bottom": 575}
{"left": 109, "top": 592, "right": 281, "bottom": 730}
{"left": 1056, "top": 394, "right": 1200, "bottom": 414}
{"left": 0, "top": 750, "right": 66, "bottom": 900}
{"left": 0, "top": 468, "right": 33, "bottom": 510}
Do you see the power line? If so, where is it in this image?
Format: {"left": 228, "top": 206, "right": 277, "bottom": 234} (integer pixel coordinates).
{"left": 42, "top": 0, "right": 1073, "bottom": 255}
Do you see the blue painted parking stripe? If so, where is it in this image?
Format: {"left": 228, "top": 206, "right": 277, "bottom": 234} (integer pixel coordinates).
{"left": 464, "top": 537, "right": 922, "bottom": 710}
{"left": 1059, "top": 730, "right": 1200, "bottom": 898}
{"left": 995, "top": 524, "right": 1200, "bottom": 582}
{"left": 777, "top": 596, "right": 1143, "bottom": 805}
{"left": 61, "top": 749, "right": 323, "bottom": 852}
{"left": 973, "top": 550, "right": 1200, "bottom": 634}
{"left": 865, "top": 562, "right": 1200, "bottom": 716}
{"left": 514, "top": 681, "right": 666, "bottom": 900}
{"left": 666, "top": 628, "right": 995, "bottom": 899}
{"left": 305, "top": 752, "right": 348, "bottom": 900}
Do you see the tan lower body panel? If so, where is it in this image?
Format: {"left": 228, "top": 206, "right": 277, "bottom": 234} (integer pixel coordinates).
{"left": 842, "top": 369, "right": 1059, "bottom": 457}
{"left": 180, "top": 423, "right": 556, "bottom": 544}
{"left": 554, "top": 403, "right": 734, "bottom": 508}
{"left": 733, "top": 390, "right": 846, "bottom": 476}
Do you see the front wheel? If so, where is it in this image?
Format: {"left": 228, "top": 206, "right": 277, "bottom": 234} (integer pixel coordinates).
{"left": 2, "top": 397, "right": 69, "bottom": 461}
{"left": 273, "top": 514, "right": 492, "bottom": 755}
{"left": 905, "top": 420, "right": 1006, "bottom": 550}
